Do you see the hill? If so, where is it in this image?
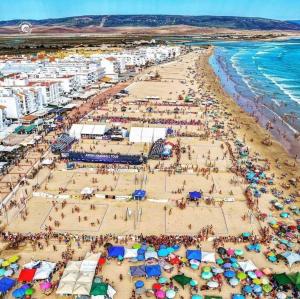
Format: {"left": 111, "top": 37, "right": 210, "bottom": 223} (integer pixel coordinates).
{"left": 1, "top": 15, "right": 300, "bottom": 31}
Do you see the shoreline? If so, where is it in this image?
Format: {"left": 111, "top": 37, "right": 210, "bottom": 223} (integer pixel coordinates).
{"left": 207, "top": 45, "right": 300, "bottom": 160}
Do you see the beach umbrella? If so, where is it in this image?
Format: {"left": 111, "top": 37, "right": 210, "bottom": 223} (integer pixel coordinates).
{"left": 98, "top": 257, "right": 106, "bottom": 266}
{"left": 268, "top": 255, "right": 277, "bottom": 263}
{"left": 232, "top": 295, "right": 245, "bottom": 299}
{"left": 40, "top": 281, "right": 52, "bottom": 290}
{"left": 153, "top": 283, "right": 162, "bottom": 290}
{"left": 247, "top": 271, "right": 257, "bottom": 279}
{"left": 253, "top": 278, "right": 262, "bottom": 285}
{"left": 132, "top": 243, "right": 141, "bottom": 249}
{"left": 276, "top": 292, "right": 287, "bottom": 299}
{"left": 255, "top": 270, "right": 263, "bottom": 278}
{"left": 201, "top": 271, "right": 213, "bottom": 280}
{"left": 135, "top": 280, "right": 144, "bottom": 289}
{"left": 242, "top": 232, "right": 251, "bottom": 238}
{"left": 166, "top": 289, "right": 176, "bottom": 298}
{"left": 262, "top": 284, "right": 272, "bottom": 293}
{"left": 237, "top": 272, "right": 247, "bottom": 280}
{"left": 12, "top": 288, "right": 25, "bottom": 298}
{"left": 191, "top": 295, "right": 203, "bottom": 299}
{"left": 235, "top": 249, "right": 244, "bottom": 256}
{"left": 25, "top": 288, "right": 34, "bottom": 296}
{"left": 158, "top": 248, "right": 169, "bottom": 257}
{"left": 202, "top": 266, "right": 211, "bottom": 272}
{"left": 4, "top": 269, "right": 14, "bottom": 277}
{"left": 232, "top": 262, "right": 239, "bottom": 269}
{"left": 216, "top": 258, "right": 224, "bottom": 265}
{"left": 212, "top": 267, "right": 224, "bottom": 274}
{"left": 243, "top": 285, "right": 252, "bottom": 294}
{"left": 2, "top": 261, "right": 10, "bottom": 267}
{"left": 191, "top": 264, "right": 199, "bottom": 270}
{"left": 227, "top": 248, "right": 235, "bottom": 256}
{"left": 229, "top": 277, "right": 239, "bottom": 286}
{"left": 224, "top": 270, "right": 235, "bottom": 278}
{"left": 222, "top": 263, "right": 232, "bottom": 269}
{"left": 155, "top": 289, "right": 165, "bottom": 299}
{"left": 217, "top": 247, "right": 226, "bottom": 255}
{"left": 190, "top": 279, "right": 198, "bottom": 287}
{"left": 253, "top": 284, "right": 262, "bottom": 293}
{"left": 0, "top": 269, "right": 5, "bottom": 276}
{"left": 173, "top": 274, "right": 192, "bottom": 288}
{"left": 207, "top": 281, "right": 219, "bottom": 288}
{"left": 8, "top": 256, "right": 19, "bottom": 263}
{"left": 159, "top": 277, "right": 168, "bottom": 284}
{"left": 261, "top": 277, "right": 270, "bottom": 285}
{"left": 21, "top": 284, "right": 30, "bottom": 290}
{"left": 230, "top": 257, "right": 237, "bottom": 263}
{"left": 9, "top": 263, "right": 19, "bottom": 270}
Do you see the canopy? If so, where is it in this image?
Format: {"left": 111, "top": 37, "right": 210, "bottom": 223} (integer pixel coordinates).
{"left": 129, "top": 127, "right": 166, "bottom": 143}
{"left": 18, "top": 268, "right": 36, "bottom": 282}
{"left": 124, "top": 248, "right": 138, "bottom": 259}
{"left": 90, "top": 282, "right": 108, "bottom": 296}
{"left": 130, "top": 265, "right": 146, "bottom": 277}
{"left": 201, "top": 252, "right": 216, "bottom": 263}
{"left": 80, "top": 260, "right": 98, "bottom": 272}
{"left": 0, "top": 277, "right": 16, "bottom": 293}
{"left": 189, "top": 191, "right": 202, "bottom": 200}
{"left": 56, "top": 281, "right": 75, "bottom": 295}
{"left": 145, "top": 251, "right": 158, "bottom": 260}
{"left": 287, "top": 272, "right": 300, "bottom": 290}
{"left": 108, "top": 246, "right": 125, "bottom": 258}
{"left": 281, "top": 252, "right": 300, "bottom": 267}
{"left": 33, "top": 261, "right": 56, "bottom": 280}
{"left": 133, "top": 189, "right": 146, "bottom": 200}
{"left": 273, "top": 273, "right": 292, "bottom": 286}
{"left": 145, "top": 265, "right": 161, "bottom": 277}
{"left": 186, "top": 250, "right": 201, "bottom": 261}
{"left": 172, "top": 274, "right": 192, "bottom": 288}
{"left": 65, "top": 261, "right": 82, "bottom": 272}
{"left": 73, "top": 281, "right": 92, "bottom": 296}
{"left": 238, "top": 260, "right": 257, "bottom": 272}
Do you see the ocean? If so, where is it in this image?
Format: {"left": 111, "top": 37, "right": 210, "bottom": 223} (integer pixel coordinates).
{"left": 187, "top": 39, "right": 300, "bottom": 156}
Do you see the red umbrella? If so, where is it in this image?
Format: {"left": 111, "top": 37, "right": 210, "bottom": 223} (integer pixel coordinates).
{"left": 98, "top": 257, "right": 106, "bottom": 265}
{"left": 153, "top": 283, "right": 162, "bottom": 290}
{"left": 170, "top": 256, "right": 181, "bottom": 265}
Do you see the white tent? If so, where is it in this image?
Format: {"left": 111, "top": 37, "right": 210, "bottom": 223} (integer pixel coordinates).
{"left": 41, "top": 158, "right": 54, "bottom": 166}
{"left": 92, "top": 125, "right": 106, "bottom": 136}
{"left": 60, "top": 271, "right": 79, "bottom": 283}
{"left": 84, "top": 252, "right": 101, "bottom": 261}
{"left": 72, "top": 282, "right": 92, "bottom": 296}
{"left": 238, "top": 260, "right": 257, "bottom": 272}
{"left": 145, "top": 251, "right": 158, "bottom": 260}
{"left": 201, "top": 252, "right": 216, "bottom": 263}
{"left": 65, "top": 261, "right": 82, "bottom": 272}
{"left": 80, "top": 260, "right": 98, "bottom": 272}
{"left": 129, "top": 127, "right": 167, "bottom": 143}
{"left": 69, "top": 124, "right": 84, "bottom": 139}
{"left": 81, "top": 187, "right": 94, "bottom": 195}
{"left": 124, "top": 248, "right": 138, "bottom": 259}
{"left": 77, "top": 271, "right": 95, "bottom": 283}
{"left": 281, "top": 252, "right": 300, "bottom": 267}
{"left": 81, "top": 124, "right": 95, "bottom": 135}
{"left": 56, "top": 281, "right": 75, "bottom": 295}
{"left": 69, "top": 124, "right": 106, "bottom": 139}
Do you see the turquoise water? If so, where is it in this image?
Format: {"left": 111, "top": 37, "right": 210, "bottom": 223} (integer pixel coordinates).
{"left": 184, "top": 39, "right": 300, "bottom": 156}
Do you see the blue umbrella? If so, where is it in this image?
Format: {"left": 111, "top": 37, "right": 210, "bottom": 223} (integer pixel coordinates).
{"left": 158, "top": 248, "right": 169, "bottom": 257}
{"left": 232, "top": 295, "right": 245, "bottom": 299}
{"left": 223, "top": 263, "right": 232, "bottom": 269}
{"left": 253, "top": 285, "right": 262, "bottom": 293}
{"left": 243, "top": 285, "right": 252, "bottom": 294}
{"left": 224, "top": 270, "right": 235, "bottom": 278}
{"left": 135, "top": 280, "right": 144, "bottom": 289}
{"left": 12, "top": 288, "right": 25, "bottom": 298}
{"left": 230, "top": 258, "right": 237, "bottom": 263}
{"left": 21, "top": 284, "right": 30, "bottom": 290}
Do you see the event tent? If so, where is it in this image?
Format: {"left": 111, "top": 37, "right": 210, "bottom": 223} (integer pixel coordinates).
{"left": 145, "top": 251, "right": 158, "bottom": 260}
{"left": 238, "top": 260, "right": 257, "bottom": 272}
{"left": 124, "top": 248, "right": 138, "bottom": 259}
{"left": 0, "top": 277, "right": 16, "bottom": 294}
{"left": 33, "top": 261, "right": 56, "bottom": 280}
{"left": 56, "top": 281, "right": 76, "bottom": 295}
{"left": 173, "top": 274, "right": 192, "bottom": 288}
{"left": 129, "top": 127, "right": 167, "bottom": 143}
{"left": 145, "top": 265, "right": 161, "bottom": 277}
{"left": 18, "top": 268, "right": 36, "bottom": 282}
{"left": 186, "top": 250, "right": 202, "bottom": 261}
{"left": 69, "top": 124, "right": 106, "bottom": 139}
{"left": 281, "top": 252, "right": 300, "bottom": 267}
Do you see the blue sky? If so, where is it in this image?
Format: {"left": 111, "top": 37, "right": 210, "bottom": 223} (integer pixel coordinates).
{"left": 0, "top": 0, "right": 299, "bottom": 21}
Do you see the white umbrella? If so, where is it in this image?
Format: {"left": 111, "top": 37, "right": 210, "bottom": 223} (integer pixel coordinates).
{"left": 207, "top": 281, "right": 219, "bottom": 288}
{"left": 276, "top": 292, "right": 287, "bottom": 299}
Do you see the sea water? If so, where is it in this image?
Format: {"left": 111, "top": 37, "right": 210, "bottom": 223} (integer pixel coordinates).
{"left": 206, "top": 39, "right": 300, "bottom": 157}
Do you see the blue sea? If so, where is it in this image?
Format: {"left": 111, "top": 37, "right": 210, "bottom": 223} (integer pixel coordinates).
{"left": 186, "top": 39, "right": 300, "bottom": 155}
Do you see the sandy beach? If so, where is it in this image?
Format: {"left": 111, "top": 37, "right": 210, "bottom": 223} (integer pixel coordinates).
{"left": 0, "top": 47, "right": 299, "bottom": 299}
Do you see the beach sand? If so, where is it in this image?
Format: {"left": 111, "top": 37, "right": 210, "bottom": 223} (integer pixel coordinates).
{"left": 0, "top": 47, "right": 299, "bottom": 299}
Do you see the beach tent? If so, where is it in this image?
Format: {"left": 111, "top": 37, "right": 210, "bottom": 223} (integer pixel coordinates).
{"left": 145, "top": 265, "right": 161, "bottom": 278}
{"left": 130, "top": 265, "right": 146, "bottom": 277}
{"left": 189, "top": 191, "right": 202, "bottom": 201}
{"left": 201, "top": 252, "right": 216, "bottom": 263}
{"left": 80, "top": 260, "right": 98, "bottom": 272}
{"left": 186, "top": 250, "right": 202, "bottom": 261}
{"left": 18, "top": 268, "right": 36, "bottom": 282}
{"left": 287, "top": 272, "right": 300, "bottom": 290}
{"left": 56, "top": 281, "right": 76, "bottom": 295}
{"left": 133, "top": 189, "right": 146, "bottom": 200}
{"left": 33, "top": 261, "right": 56, "bottom": 280}
{"left": 172, "top": 274, "right": 192, "bottom": 288}
{"left": 145, "top": 251, "right": 158, "bottom": 260}
{"left": 273, "top": 273, "right": 292, "bottom": 287}
{"left": 73, "top": 281, "right": 92, "bottom": 296}
{"left": 60, "top": 271, "right": 79, "bottom": 283}
{"left": 90, "top": 282, "right": 108, "bottom": 296}
{"left": 205, "top": 296, "right": 222, "bottom": 299}
{"left": 65, "top": 261, "right": 82, "bottom": 272}
{"left": 124, "top": 248, "right": 138, "bottom": 259}
{"left": 238, "top": 260, "right": 257, "bottom": 272}
{"left": 81, "top": 187, "right": 94, "bottom": 195}
{"left": 77, "top": 272, "right": 95, "bottom": 284}
{"left": 281, "top": 252, "right": 300, "bottom": 267}
{"left": 108, "top": 246, "right": 125, "bottom": 258}
{"left": 84, "top": 252, "right": 101, "bottom": 261}
{"left": 0, "top": 277, "right": 16, "bottom": 293}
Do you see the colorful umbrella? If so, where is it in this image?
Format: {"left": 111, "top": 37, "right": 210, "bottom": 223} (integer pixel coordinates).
{"left": 263, "top": 284, "right": 272, "bottom": 293}
{"left": 253, "top": 285, "right": 262, "bottom": 293}
{"left": 190, "top": 279, "right": 198, "bottom": 287}
{"left": 224, "top": 270, "right": 235, "bottom": 278}
{"left": 216, "top": 258, "right": 224, "bottom": 265}
{"left": 243, "top": 285, "right": 252, "bottom": 294}
{"left": 261, "top": 277, "right": 270, "bottom": 285}
{"left": 237, "top": 272, "right": 247, "bottom": 280}
{"left": 12, "top": 288, "right": 25, "bottom": 298}
{"left": 4, "top": 269, "right": 14, "bottom": 277}
{"left": 132, "top": 243, "right": 141, "bottom": 249}
{"left": 276, "top": 292, "right": 287, "bottom": 299}
{"left": 222, "top": 263, "right": 232, "bottom": 269}
{"left": 212, "top": 267, "right": 224, "bottom": 274}
{"left": 159, "top": 277, "right": 168, "bottom": 284}
{"left": 153, "top": 283, "right": 162, "bottom": 290}
{"left": 227, "top": 248, "right": 235, "bottom": 256}
{"left": 25, "top": 288, "right": 34, "bottom": 296}
{"left": 40, "top": 281, "right": 52, "bottom": 290}
{"left": 166, "top": 289, "right": 176, "bottom": 298}
{"left": 0, "top": 268, "right": 5, "bottom": 276}
{"left": 1, "top": 261, "right": 10, "bottom": 267}
{"left": 207, "top": 281, "right": 219, "bottom": 288}
{"left": 155, "top": 289, "right": 165, "bottom": 299}
{"left": 253, "top": 278, "right": 262, "bottom": 285}
{"left": 229, "top": 277, "right": 239, "bottom": 286}
{"left": 235, "top": 249, "right": 244, "bottom": 256}
{"left": 255, "top": 270, "right": 263, "bottom": 278}
{"left": 202, "top": 266, "right": 211, "bottom": 272}
{"left": 191, "top": 295, "right": 203, "bottom": 299}
{"left": 201, "top": 271, "right": 213, "bottom": 280}
{"left": 232, "top": 295, "right": 245, "bottom": 299}
{"left": 247, "top": 271, "right": 257, "bottom": 279}
{"left": 8, "top": 256, "right": 19, "bottom": 263}
{"left": 135, "top": 281, "right": 144, "bottom": 289}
